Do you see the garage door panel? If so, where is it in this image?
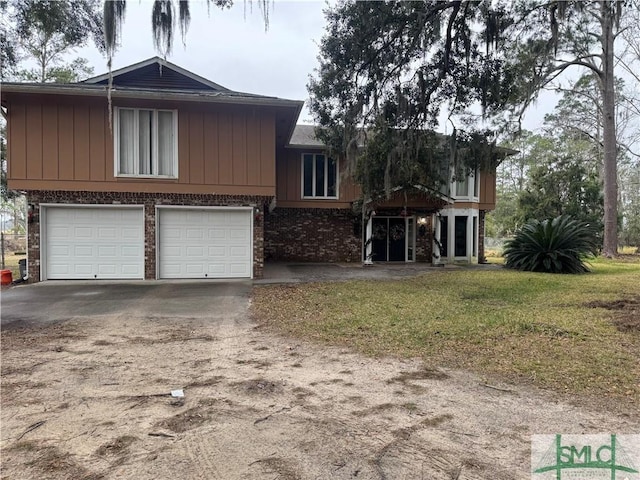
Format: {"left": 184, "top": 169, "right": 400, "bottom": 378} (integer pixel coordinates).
{"left": 98, "top": 264, "right": 117, "bottom": 275}
{"left": 74, "top": 264, "right": 93, "bottom": 275}
{"left": 50, "top": 245, "right": 70, "bottom": 256}
{"left": 121, "top": 245, "right": 141, "bottom": 257}
{"left": 49, "top": 263, "right": 70, "bottom": 275}
{"left": 208, "top": 230, "right": 226, "bottom": 241}
{"left": 229, "top": 245, "right": 248, "bottom": 257}
{"left": 229, "top": 264, "right": 250, "bottom": 275}
{"left": 159, "top": 209, "right": 252, "bottom": 279}
{"left": 208, "top": 246, "right": 225, "bottom": 257}
{"left": 75, "top": 227, "right": 94, "bottom": 239}
{"left": 74, "top": 245, "right": 93, "bottom": 256}
{"left": 50, "top": 226, "right": 71, "bottom": 239}
{"left": 207, "top": 264, "right": 226, "bottom": 275}
{"left": 226, "top": 214, "right": 249, "bottom": 226}
{"left": 185, "top": 264, "right": 205, "bottom": 275}
{"left": 186, "top": 229, "right": 205, "bottom": 240}
{"left": 98, "top": 245, "right": 117, "bottom": 257}
{"left": 229, "top": 228, "right": 249, "bottom": 240}
{"left": 98, "top": 227, "right": 117, "bottom": 239}
{"left": 122, "top": 227, "right": 140, "bottom": 239}
{"left": 186, "top": 245, "right": 205, "bottom": 257}
{"left": 45, "top": 207, "right": 144, "bottom": 280}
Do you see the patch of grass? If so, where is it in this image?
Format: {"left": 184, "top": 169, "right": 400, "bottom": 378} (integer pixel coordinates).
{"left": 1, "top": 253, "right": 26, "bottom": 280}
{"left": 252, "top": 258, "right": 640, "bottom": 405}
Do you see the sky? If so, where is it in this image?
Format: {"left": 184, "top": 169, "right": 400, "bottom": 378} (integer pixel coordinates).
{"left": 76, "top": 0, "right": 557, "bottom": 130}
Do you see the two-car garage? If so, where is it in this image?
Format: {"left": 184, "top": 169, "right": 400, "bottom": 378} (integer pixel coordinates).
{"left": 41, "top": 205, "right": 253, "bottom": 281}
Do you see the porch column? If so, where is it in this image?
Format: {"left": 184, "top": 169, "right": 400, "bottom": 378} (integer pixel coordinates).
{"left": 364, "top": 215, "right": 373, "bottom": 265}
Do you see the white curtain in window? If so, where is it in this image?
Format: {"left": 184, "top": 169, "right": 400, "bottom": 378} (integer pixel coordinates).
{"left": 456, "top": 175, "right": 469, "bottom": 197}
{"left": 158, "top": 111, "right": 174, "bottom": 176}
{"left": 119, "top": 109, "right": 135, "bottom": 174}
{"left": 138, "top": 110, "right": 152, "bottom": 175}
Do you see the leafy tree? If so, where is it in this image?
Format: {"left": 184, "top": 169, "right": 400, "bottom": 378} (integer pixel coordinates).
{"left": 620, "top": 162, "right": 640, "bottom": 246}
{"left": 308, "top": 0, "right": 639, "bottom": 257}
{"left": 503, "top": 216, "right": 598, "bottom": 274}
{"left": 1, "top": 0, "right": 103, "bottom": 201}
{"left": 103, "top": 0, "right": 235, "bottom": 63}
{"left": 490, "top": 132, "right": 555, "bottom": 237}
{"left": 518, "top": 154, "right": 604, "bottom": 236}
{"left": 0, "top": 125, "right": 15, "bottom": 201}
{"left": 2, "top": 0, "right": 103, "bottom": 82}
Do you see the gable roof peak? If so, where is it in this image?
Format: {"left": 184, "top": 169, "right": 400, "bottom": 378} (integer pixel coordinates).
{"left": 82, "top": 57, "right": 230, "bottom": 92}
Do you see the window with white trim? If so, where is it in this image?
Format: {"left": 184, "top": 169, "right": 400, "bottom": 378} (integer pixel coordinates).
{"left": 116, "top": 108, "right": 178, "bottom": 177}
{"left": 452, "top": 168, "right": 480, "bottom": 200}
{"left": 302, "top": 153, "right": 338, "bottom": 198}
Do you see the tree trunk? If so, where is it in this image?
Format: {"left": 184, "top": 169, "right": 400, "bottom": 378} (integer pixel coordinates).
{"left": 600, "top": 1, "right": 618, "bottom": 257}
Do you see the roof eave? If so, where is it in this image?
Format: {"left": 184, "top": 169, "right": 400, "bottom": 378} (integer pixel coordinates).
{"left": 285, "top": 143, "right": 326, "bottom": 149}
{"left": 1, "top": 84, "right": 304, "bottom": 109}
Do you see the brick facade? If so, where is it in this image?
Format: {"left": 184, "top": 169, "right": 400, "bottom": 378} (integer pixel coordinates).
{"left": 414, "top": 215, "right": 433, "bottom": 262}
{"left": 25, "top": 190, "right": 269, "bottom": 282}
{"left": 478, "top": 210, "right": 487, "bottom": 263}
{"left": 264, "top": 207, "right": 436, "bottom": 264}
{"left": 264, "top": 207, "right": 362, "bottom": 262}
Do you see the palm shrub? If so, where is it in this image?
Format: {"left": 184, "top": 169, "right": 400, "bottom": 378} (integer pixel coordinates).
{"left": 503, "top": 216, "right": 598, "bottom": 273}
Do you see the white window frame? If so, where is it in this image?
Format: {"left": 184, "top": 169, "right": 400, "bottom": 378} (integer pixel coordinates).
{"left": 434, "top": 207, "right": 479, "bottom": 264}
{"left": 301, "top": 153, "right": 339, "bottom": 199}
{"left": 450, "top": 167, "right": 480, "bottom": 201}
{"left": 114, "top": 107, "right": 179, "bottom": 178}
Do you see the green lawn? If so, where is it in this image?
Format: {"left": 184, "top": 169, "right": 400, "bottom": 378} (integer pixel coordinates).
{"left": 1, "top": 253, "right": 26, "bottom": 281}
{"left": 252, "top": 258, "right": 640, "bottom": 404}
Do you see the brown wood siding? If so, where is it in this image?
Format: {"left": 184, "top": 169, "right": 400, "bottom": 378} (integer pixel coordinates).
{"left": 89, "top": 105, "right": 105, "bottom": 181}
{"left": 479, "top": 171, "right": 497, "bottom": 210}
{"left": 275, "top": 147, "right": 360, "bottom": 209}
{"left": 73, "top": 104, "right": 90, "bottom": 180}
{"left": 260, "top": 118, "right": 275, "bottom": 187}
{"left": 42, "top": 105, "right": 59, "bottom": 179}
{"left": 232, "top": 112, "right": 247, "bottom": 185}
{"left": 217, "top": 111, "right": 233, "bottom": 185}
{"left": 189, "top": 111, "right": 205, "bottom": 183}
{"left": 203, "top": 113, "right": 219, "bottom": 185}
{"left": 246, "top": 113, "right": 261, "bottom": 186}
{"left": 57, "top": 104, "right": 74, "bottom": 180}
{"left": 5, "top": 94, "right": 276, "bottom": 196}
{"left": 25, "top": 103, "right": 42, "bottom": 180}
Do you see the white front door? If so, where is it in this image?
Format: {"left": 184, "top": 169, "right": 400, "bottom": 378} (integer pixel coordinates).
{"left": 44, "top": 206, "right": 144, "bottom": 280}
{"left": 157, "top": 208, "right": 252, "bottom": 279}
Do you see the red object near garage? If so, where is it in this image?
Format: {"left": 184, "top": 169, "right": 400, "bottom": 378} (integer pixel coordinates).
{"left": 1, "top": 269, "right": 12, "bottom": 285}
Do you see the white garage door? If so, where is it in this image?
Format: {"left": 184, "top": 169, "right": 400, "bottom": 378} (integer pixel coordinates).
{"left": 158, "top": 208, "right": 252, "bottom": 279}
{"left": 44, "top": 207, "right": 144, "bottom": 280}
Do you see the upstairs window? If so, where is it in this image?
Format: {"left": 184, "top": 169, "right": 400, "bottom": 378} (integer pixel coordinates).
{"left": 116, "top": 108, "right": 178, "bottom": 177}
{"left": 302, "top": 153, "right": 338, "bottom": 198}
{"left": 453, "top": 168, "right": 480, "bottom": 199}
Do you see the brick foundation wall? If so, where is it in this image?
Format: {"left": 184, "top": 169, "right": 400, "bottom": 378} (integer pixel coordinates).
{"left": 264, "top": 207, "right": 361, "bottom": 262}
{"left": 25, "top": 190, "right": 269, "bottom": 282}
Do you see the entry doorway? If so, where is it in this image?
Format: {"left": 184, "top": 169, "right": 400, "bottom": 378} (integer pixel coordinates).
{"left": 370, "top": 217, "right": 415, "bottom": 262}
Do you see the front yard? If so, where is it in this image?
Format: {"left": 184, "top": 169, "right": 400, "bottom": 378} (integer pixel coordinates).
{"left": 252, "top": 258, "right": 640, "bottom": 409}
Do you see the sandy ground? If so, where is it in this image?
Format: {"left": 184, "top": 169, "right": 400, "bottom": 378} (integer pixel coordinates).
{"left": 1, "top": 294, "right": 638, "bottom": 480}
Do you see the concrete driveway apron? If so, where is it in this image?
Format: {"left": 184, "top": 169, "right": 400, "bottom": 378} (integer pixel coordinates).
{"left": 0, "top": 281, "right": 251, "bottom": 329}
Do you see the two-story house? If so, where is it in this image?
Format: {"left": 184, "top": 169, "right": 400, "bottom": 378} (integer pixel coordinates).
{"left": 1, "top": 58, "right": 501, "bottom": 283}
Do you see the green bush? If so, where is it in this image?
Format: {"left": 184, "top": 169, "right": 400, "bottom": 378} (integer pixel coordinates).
{"left": 503, "top": 216, "right": 598, "bottom": 273}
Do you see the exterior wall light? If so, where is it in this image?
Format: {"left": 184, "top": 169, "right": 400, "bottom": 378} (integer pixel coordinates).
{"left": 417, "top": 216, "right": 428, "bottom": 237}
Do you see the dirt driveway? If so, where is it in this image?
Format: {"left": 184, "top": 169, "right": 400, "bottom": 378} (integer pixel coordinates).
{"left": 1, "top": 281, "right": 638, "bottom": 479}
